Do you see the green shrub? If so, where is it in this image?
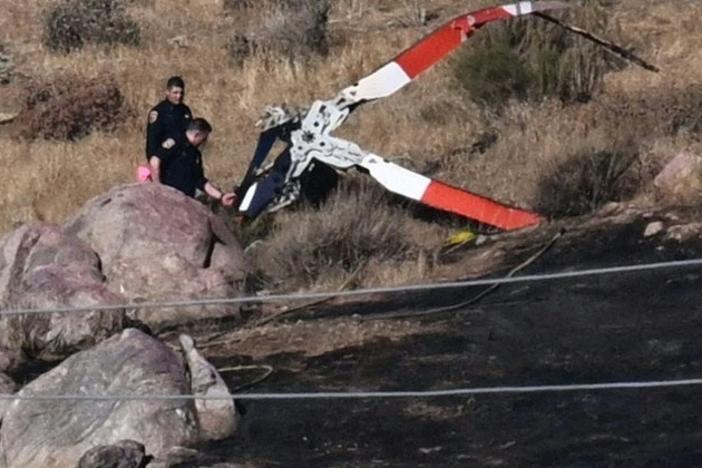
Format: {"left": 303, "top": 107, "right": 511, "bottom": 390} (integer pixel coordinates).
{"left": 454, "top": 41, "right": 532, "bottom": 108}
{"left": 453, "top": 0, "right": 623, "bottom": 108}
{"left": 43, "top": 0, "right": 140, "bottom": 53}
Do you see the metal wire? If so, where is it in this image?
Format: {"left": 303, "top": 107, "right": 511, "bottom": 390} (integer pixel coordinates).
{"left": 2, "top": 257, "right": 702, "bottom": 317}
{"left": 3, "top": 378, "right": 701, "bottom": 401}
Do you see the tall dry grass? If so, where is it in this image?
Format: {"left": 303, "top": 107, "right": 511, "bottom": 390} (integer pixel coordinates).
{"left": 0, "top": 0, "right": 700, "bottom": 288}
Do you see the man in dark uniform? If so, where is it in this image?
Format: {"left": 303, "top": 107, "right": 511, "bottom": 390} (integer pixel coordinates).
{"left": 151, "top": 118, "right": 237, "bottom": 206}
{"left": 145, "top": 76, "right": 192, "bottom": 163}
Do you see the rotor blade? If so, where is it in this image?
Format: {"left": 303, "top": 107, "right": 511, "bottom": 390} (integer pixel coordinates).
{"left": 534, "top": 12, "right": 660, "bottom": 73}
{"left": 359, "top": 155, "right": 542, "bottom": 231}
{"left": 342, "top": 1, "right": 569, "bottom": 104}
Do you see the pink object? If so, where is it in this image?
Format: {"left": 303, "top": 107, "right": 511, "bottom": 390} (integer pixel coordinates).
{"left": 137, "top": 165, "right": 153, "bottom": 183}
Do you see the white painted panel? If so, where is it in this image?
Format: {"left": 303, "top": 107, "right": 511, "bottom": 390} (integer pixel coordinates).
{"left": 238, "top": 183, "right": 258, "bottom": 212}
{"left": 502, "top": 1, "right": 533, "bottom": 16}
{"left": 359, "top": 155, "right": 431, "bottom": 201}
{"left": 355, "top": 62, "right": 412, "bottom": 101}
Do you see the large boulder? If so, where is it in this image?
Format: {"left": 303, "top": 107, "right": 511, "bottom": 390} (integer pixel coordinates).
{"left": 64, "top": 184, "right": 248, "bottom": 330}
{"left": 653, "top": 152, "right": 702, "bottom": 204}
{"left": 0, "top": 224, "right": 126, "bottom": 359}
{"left": 0, "top": 328, "right": 237, "bottom": 468}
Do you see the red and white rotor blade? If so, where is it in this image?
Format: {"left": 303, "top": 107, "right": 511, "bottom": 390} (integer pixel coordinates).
{"left": 345, "top": 1, "right": 568, "bottom": 103}
{"left": 359, "top": 155, "right": 542, "bottom": 231}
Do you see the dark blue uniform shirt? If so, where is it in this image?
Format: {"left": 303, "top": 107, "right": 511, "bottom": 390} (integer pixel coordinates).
{"left": 145, "top": 100, "right": 192, "bottom": 160}
{"left": 154, "top": 134, "right": 208, "bottom": 198}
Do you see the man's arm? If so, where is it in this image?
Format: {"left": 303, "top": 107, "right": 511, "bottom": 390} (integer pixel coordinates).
{"left": 204, "top": 182, "right": 237, "bottom": 207}
{"left": 150, "top": 137, "right": 175, "bottom": 183}
{"left": 145, "top": 108, "right": 163, "bottom": 160}
{"left": 149, "top": 156, "right": 161, "bottom": 183}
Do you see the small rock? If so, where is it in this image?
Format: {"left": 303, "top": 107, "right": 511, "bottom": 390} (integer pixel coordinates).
{"left": 168, "top": 35, "right": 190, "bottom": 48}
{"left": 0, "top": 42, "right": 13, "bottom": 84}
{"left": 77, "top": 440, "right": 150, "bottom": 468}
{"left": 148, "top": 446, "right": 199, "bottom": 467}
{"left": 0, "top": 112, "right": 17, "bottom": 124}
{"left": 0, "top": 348, "right": 25, "bottom": 373}
{"left": 180, "top": 334, "right": 238, "bottom": 441}
{"left": 665, "top": 223, "right": 702, "bottom": 242}
{"left": 643, "top": 221, "right": 664, "bottom": 238}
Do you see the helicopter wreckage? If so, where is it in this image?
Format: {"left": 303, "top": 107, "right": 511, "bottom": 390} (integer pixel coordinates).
{"left": 231, "top": 1, "right": 658, "bottom": 231}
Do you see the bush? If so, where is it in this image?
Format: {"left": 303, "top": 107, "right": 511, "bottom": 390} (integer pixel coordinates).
{"left": 0, "top": 43, "right": 14, "bottom": 85}
{"left": 223, "top": 0, "right": 254, "bottom": 10}
{"left": 536, "top": 149, "right": 638, "bottom": 218}
{"left": 43, "top": 0, "right": 140, "bottom": 53}
{"left": 453, "top": 41, "right": 532, "bottom": 109}
{"left": 453, "top": 0, "right": 623, "bottom": 108}
{"left": 228, "top": 0, "right": 330, "bottom": 66}
{"left": 15, "top": 75, "right": 129, "bottom": 141}
{"left": 226, "top": 34, "right": 258, "bottom": 68}
{"left": 251, "top": 180, "right": 412, "bottom": 288}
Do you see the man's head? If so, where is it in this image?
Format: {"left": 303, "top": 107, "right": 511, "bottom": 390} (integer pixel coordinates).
{"left": 185, "top": 118, "right": 212, "bottom": 147}
{"left": 165, "top": 76, "right": 185, "bottom": 105}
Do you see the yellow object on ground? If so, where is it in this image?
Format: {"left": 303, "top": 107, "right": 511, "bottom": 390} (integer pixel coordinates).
{"left": 446, "top": 229, "right": 476, "bottom": 246}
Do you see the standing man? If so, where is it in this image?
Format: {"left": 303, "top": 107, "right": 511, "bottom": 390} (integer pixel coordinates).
{"left": 150, "top": 118, "right": 237, "bottom": 206}
{"left": 145, "top": 76, "right": 192, "bottom": 163}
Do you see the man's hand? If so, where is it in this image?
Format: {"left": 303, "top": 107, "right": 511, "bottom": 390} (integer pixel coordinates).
{"left": 221, "top": 192, "right": 237, "bottom": 207}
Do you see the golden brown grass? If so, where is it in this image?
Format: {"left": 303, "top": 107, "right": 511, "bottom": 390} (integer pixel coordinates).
{"left": 0, "top": 0, "right": 701, "bottom": 289}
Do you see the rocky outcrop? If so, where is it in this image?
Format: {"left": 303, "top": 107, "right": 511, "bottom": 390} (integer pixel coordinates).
{"left": 0, "top": 224, "right": 126, "bottom": 359}
{"left": 64, "top": 184, "right": 248, "bottom": 330}
{"left": 0, "top": 328, "right": 237, "bottom": 468}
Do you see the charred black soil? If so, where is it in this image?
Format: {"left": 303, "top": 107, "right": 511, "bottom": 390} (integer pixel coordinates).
{"left": 180, "top": 207, "right": 702, "bottom": 467}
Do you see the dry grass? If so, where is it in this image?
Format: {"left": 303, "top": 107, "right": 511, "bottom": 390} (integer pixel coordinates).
{"left": 247, "top": 178, "right": 441, "bottom": 291}
{"left": 0, "top": 0, "right": 701, "bottom": 286}
{"left": 205, "top": 316, "right": 447, "bottom": 360}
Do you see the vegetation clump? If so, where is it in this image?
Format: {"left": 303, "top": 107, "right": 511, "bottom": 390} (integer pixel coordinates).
{"left": 454, "top": 0, "right": 623, "bottom": 108}
{"left": 43, "top": 0, "right": 140, "bottom": 53}
{"left": 16, "top": 75, "right": 128, "bottom": 141}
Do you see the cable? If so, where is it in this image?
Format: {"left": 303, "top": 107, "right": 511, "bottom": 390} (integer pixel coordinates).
{"left": 363, "top": 231, "right": 562, "bottom": 320}
{"left": 2, "top": 378, "right": 701, "bottom": 401}
{"left": 2, "top": 257, "right": 702, "bottom": 317}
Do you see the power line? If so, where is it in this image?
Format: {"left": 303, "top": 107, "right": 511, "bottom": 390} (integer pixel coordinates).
{"left": 3, "top": 378, "right": 701, "bottom": 401}
{"left": 2, "top": 257, "right": 702, "bottom": 317}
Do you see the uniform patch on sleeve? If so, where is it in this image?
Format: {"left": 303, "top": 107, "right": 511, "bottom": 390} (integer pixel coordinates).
{"left": 161, "top": 138, "right": 175, "bottom": 149}
{"left": 149, "top": 110, "right": 158, "bottom": 123}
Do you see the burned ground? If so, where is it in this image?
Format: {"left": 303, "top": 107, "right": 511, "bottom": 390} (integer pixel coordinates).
{"left": 164, "top": 206, "right": 702, "bottom": 467}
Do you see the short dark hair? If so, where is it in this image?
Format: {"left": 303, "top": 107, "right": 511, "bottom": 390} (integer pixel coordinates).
{"left": 187, "top": 118, "right": 212, "bottom": 134}
{"left": 166, "top": 76, "right": 185, "bottom": 89}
